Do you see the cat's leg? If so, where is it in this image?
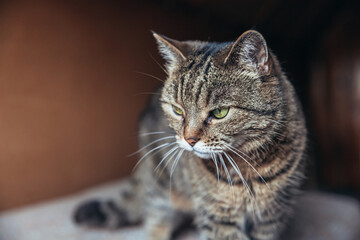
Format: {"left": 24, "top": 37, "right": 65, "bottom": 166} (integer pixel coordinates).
{"left": 248, "top": 219, "right": 283, "bottom": 240}
{"left": 144, "top": 186, "right": 195, "bottom": 240}
{"left": 73, "top": 176, "right": 144, "bottom": 228}
{"left": 198, "top": 225, "right": 250, "bottom": 240}
{"left": 248, "top": 211, "right": 288, "bottom": 240}
{"left": 196, "top": 214, "right": 250, "bottom": 240}
{"left": 248, "top": 204, "right": 288, "bottom": 240}
{"left": 144, "top": 194, "right": 181, "bottom": 240}
{"left": 249, "top": 184, "right": 299, "bottom": 240}
{"left": 145, "top": 208, "right": 174, "bottom": 240}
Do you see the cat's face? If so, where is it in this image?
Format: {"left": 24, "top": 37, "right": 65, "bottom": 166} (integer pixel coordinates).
{"left": 155, "top": 31, "right": 282, "bottom": 159}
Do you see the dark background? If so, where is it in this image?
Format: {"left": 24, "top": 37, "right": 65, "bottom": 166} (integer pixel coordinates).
{"left": 0, "top": 0, "right": 359, "bottom": 210}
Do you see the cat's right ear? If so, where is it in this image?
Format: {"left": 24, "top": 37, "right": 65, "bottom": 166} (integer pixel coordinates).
{"left": 152, "top": 31, "right": 189, "bottom": 72}
{"left": 220, "top": 30, "right": 271, "bottom": 76}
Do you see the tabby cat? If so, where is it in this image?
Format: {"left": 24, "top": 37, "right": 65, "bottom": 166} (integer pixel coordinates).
{"left": 73, "top": 30, "right": 307, "bottom": 240}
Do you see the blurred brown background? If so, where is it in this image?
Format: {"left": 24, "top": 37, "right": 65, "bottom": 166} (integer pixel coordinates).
{"left": 0, "top": 0, "right": 359, "bottom": 211}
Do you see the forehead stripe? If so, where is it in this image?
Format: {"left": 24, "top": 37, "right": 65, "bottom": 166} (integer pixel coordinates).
{"left": 190, "top": 46, "right": 213, "bottom": 73}
{"left": 177, "top": 46, "right": 215, "bottom": 104}
{"left": 204, "top": 60, "right": 212, "bottom": 76}
{"left": 195, "top": 81, "right": 205, "bottom": 104}
{"left": 177, "top": 75, "right": 185, "bottom": 102}
{"left": 205, "top": 89, "right": 213, "bottom": 106}
{"left": 194, "top": 60, "right": 212, "bottom": 104}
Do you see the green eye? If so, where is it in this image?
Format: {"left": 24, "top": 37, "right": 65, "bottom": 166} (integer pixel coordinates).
{"left": 211, "top": 107, "right": 229, "bottom": 119}
{"left": 172, "top": 105, "right": 183, "bottom": 116}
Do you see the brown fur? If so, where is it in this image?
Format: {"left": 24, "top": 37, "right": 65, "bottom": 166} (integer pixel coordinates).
{"left": 73, "top": 30, "right": 307, "bottom": 240}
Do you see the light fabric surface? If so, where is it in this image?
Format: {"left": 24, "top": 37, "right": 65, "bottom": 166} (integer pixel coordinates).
{"left": 0, "top": 181, "right": 196, "bottom": 240}
{"left": 0, "top": 181, "right": 359, "bottom": 240}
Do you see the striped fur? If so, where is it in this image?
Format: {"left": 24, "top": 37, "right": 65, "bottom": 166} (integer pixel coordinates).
{"left": 73, "top": 30, "right": 307, "bottom": 240}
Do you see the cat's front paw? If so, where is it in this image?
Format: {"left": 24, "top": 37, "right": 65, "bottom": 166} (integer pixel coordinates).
{"left": 73, "top": 200, "right": 108, "bottom": 227}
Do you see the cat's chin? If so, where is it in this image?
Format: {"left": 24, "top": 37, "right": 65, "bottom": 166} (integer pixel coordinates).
{"left": 193, "top": 150, "right": 212, "bottom": 159}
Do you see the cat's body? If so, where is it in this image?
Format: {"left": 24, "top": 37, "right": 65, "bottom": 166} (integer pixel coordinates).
{"left": 74, "top": 30, "right": 307, "bottom": 240}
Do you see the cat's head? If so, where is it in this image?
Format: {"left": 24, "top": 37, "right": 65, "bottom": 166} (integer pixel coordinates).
{"left": 154, "top": 30, "right": 283, "bottom": 159}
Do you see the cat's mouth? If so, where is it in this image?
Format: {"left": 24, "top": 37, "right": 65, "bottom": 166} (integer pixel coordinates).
{"left": 193, "top": 148, "right": 224, "bottom": 159}
{"left": 193, "top": 149, "right": 212, "bottom": 159}
{"left": 176, "top": 137, "right": 223, "bottom": 159}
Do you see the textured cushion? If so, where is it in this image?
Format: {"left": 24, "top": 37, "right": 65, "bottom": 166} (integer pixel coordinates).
{"left": 0, "top": 181, "right": 359, "bottom": 240}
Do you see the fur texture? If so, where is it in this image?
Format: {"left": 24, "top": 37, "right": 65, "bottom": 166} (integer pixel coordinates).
{"left": 73, "top": 30, "right": 307, "bottom": 240}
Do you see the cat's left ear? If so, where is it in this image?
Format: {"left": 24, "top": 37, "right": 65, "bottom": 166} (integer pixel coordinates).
{"left": 223, "top": 30, "right": 271, "bottom": 75}
{"left": 152, "top": 31, "right": 190, "bottom": 72}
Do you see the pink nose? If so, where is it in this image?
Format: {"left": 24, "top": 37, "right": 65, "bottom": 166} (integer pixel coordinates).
{"left": 186, "top": 137, "right": 200, "bottom": 147}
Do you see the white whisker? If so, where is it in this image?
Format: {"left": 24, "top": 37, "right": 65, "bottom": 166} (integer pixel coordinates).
{"left": 129, "top": 136, "right": 175, "bottom": 157}
{"left": 154, "top": 146, "right": 179, "bottom": 173}
{"left": 132, "top": 142, "right": 176, "bottom": 172}
{"left": 170, "top": 149, "right": 185, "bottom": 178}
{"left": 169, "top": 149, "right": 185, "bottom": 196}
{"left": 139, "top": 131, "right": 167, "bottom": 137}
{"left": 223, "top": 152, "right": 247, "bottom": 189}
{"left": 268, "top": 119, "right": 286, "bottom": 127}
{"left": 135, "top": 71, "right": 164, "bottom": 83}
{"left": 223, "top": 142, "right": 260, "bottom": 167}
{"left": 210, "top": 152, "right": 220, "bottom": 184}
{"left": 271, "top": 130, "right": 286, "bottom": 138}
{"left": 218, "top": 153, "right": 234, "bottom": 198}
{"left": 158, "top": 148, "right": 180, "bottom": 176}
{"left": 134, "top": 92, "right": 162, "bottom": 97}
{"left": 224, "top": 152, "right": 261, "bottom": 220}
{"left": 148, "top": 52, "right": 168, "bottom": 75}
{"left": 224, "top": 145, "right": 269, "bottom": 188}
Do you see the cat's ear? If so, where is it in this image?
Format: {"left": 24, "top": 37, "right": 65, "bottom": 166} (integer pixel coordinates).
{"left": 223, "top": 30, "right": 270, "bottom": 75}
{"left": 152, "top": 31, "right": 189, "bottom": 71}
